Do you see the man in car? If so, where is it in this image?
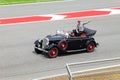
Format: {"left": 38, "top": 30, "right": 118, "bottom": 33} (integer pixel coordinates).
{"left": 76, "top": 20, "right": 91, "bottom": 34}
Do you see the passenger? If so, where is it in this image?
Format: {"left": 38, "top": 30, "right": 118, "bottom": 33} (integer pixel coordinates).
{"left": 76, "top": 20, "right": 91, "bottom": 34}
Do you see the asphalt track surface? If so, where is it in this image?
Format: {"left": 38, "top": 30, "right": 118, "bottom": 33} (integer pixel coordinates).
{"left": 0, "top": 0, "right": 120, "bottom": 80}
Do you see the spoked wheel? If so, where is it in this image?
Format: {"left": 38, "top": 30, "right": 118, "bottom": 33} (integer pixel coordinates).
{"left": 59, "top": 41, "right": 67, "bottom": 50}
{"left": 48, "top": 47, "right": 58, "bottom": 58}
{"left": 86, "top": 42, "right": 95, "bottom": 52}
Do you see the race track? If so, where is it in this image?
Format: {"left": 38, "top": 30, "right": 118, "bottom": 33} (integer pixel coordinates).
{"left": 0, "top": 0, "right": 120, "bottom": 80}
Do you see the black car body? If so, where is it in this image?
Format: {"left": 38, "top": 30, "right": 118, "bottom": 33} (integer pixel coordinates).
{"left": 34, "top": 28, "right": 98, "bottom": 58}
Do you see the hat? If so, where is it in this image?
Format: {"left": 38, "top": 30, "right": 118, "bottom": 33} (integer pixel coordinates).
{"left": 77, "top": 20, "right": 81, "bottom": 23}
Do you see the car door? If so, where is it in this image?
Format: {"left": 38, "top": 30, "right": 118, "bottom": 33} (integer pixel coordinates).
{"left": 66, "top": 37, "right": 83, "bottom": 50}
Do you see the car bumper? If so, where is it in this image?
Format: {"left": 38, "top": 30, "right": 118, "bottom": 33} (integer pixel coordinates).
{"left": 34, "top": 46, "right": 48, "bottom": 53}
{"left": 96, "top": 42, "right": 99, "bottom": 47}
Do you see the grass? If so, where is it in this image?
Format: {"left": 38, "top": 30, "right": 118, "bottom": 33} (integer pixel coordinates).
{"left": 0, "top": 0, "right": 59, "bottom": 5}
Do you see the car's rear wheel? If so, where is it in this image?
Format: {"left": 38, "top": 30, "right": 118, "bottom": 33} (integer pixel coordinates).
{"left": 48, "top": 47, "right": 58, "bottom": 58}
{"left": 86, "top": 42, "right": 95, "bottom": 52}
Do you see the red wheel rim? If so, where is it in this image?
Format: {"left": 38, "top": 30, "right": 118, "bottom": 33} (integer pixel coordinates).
{"left": 87, "top": 42, "right": 95, "bottom": 52}
{"left": 59, "top": 41, "right": 67, "bottom": 50}
{"left": 49, "top": 48, "right": 58, "bottom": 58}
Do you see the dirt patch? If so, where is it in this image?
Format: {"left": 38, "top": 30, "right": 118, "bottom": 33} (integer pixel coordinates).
{"left": 42, "top": 66, "right": 120, "bottom": 80}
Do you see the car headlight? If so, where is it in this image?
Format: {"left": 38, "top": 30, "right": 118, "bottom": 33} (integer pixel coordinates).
{"left": 38, "top": 39, "right": 41, "bottom": 42}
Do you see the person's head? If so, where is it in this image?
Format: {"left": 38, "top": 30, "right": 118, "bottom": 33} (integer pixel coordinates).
{"left": 77, "top": 20, "right": 81, "bottom": 24}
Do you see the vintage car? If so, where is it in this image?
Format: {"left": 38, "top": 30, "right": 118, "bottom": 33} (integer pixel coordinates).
{"left": 34, "top": 27, "right": 98, "bottom": 58}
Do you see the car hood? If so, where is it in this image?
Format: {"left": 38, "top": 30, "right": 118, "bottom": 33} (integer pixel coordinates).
{"left": 46, "top": 34, "right": 66, "bottom": 41}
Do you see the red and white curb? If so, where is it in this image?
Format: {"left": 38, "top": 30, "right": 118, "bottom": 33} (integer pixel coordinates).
{"left": 0, "top": 7, "right": 120, "bottom": 25}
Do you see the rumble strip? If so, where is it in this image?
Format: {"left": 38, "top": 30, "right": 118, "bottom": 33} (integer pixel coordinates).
{"left": 0, "top": 7, "right": 120, "bottom": 25}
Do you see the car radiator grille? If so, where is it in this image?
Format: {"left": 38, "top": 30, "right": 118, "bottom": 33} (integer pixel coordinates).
{"left": 42, "top": 38, "right": 48, "bottom": 49}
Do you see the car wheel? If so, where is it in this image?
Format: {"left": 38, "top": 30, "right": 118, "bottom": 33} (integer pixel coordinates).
{"left": 48, "top": 47, "right": 58, "bottom": 58}
{"left": 59, "top": 41, "right": 67, "bottom": 50}
{"left": 86, "top": 42, "right": 95, "bottom": 52}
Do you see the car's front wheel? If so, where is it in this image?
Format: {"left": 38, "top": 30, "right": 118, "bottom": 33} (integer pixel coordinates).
{"left": 86, "top": 42, "right": 95, "bottom": 52}
{"left": 48, "top": 47, "right": 58, "bottom": 58}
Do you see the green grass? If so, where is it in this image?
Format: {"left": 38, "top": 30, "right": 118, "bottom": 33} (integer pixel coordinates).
{"left": 0, "top": 0, "right": 60, "bottom": 5}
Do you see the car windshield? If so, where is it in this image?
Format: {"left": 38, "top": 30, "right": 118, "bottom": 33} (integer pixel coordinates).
{"left": 56, "top": 30, "right": 69, "bottom": 38}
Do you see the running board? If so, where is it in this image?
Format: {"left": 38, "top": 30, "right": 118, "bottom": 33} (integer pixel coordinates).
{"left": 66, "top": 49, "right": 86, "bottom": 53}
